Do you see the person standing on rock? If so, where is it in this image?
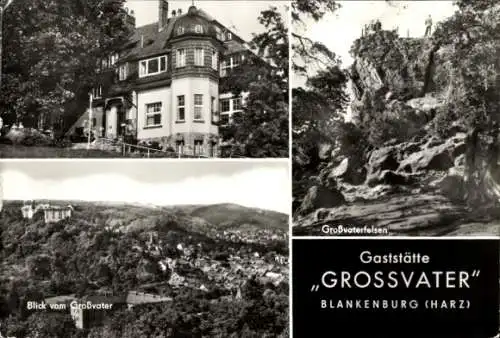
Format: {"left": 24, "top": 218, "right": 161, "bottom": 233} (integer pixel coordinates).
{"left": 424, "top": 15, "right": 433, "bottom": 37}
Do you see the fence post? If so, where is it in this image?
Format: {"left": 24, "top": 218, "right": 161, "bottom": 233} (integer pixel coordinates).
{"left": 147, "top": 149, "right": 150, "bottom": 158}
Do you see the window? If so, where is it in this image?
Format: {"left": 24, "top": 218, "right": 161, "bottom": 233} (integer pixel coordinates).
{"left": 211, "top": 96, "right": 216, "bottom": 112}
{"left": 232, "top": 55, "right": 241, "bottom": 68}
{"left": 148, "top": 58, "right": 159, "bottom": 73}
{"left": 177, "top": 95, "right": 185, "bottom": 121}
{"left": 140, "top": 60, "right": 147, "bottom": 76}
{"left": 177, "top": 26, "right": 184, "bottom": 35}
{"left": 211, "top": 97, "right": 218, "bottom": 123}
{"left": 92, "top": 86, "right": 102, "bottom": 99}
{"left": 139, "top": 55, "right": 167, "bottom": 77}
{"left": 220, "top": 60, "right": 230, "bottom": 77}
{"left": 232, "top": 97, "right": 242, "bottom": 111}
{"left": 211, "top": 50, "right": 218, "bottom": 70}
{"left": 220, "top": 114, "right": 229, "bottom": 125}
{"left": 110, "top": 53, "right": 119, "bottom": 66}
{"left": 220, "top": 55, "right": 241, "bottom": 76}
{"left": 176, "top": 49, "right": 186, "bottom": 68}
{"left": 220, "top": 99, "right": 230, "bottom": 113}
{"left": 118, "top": 64, "right": 128, "bottom": 81}
{"left": 160, "top": 57, "right": 167, "bottom": 71}
{"left": 195, "top": 25, "right": 203, "bottom": 33}
{"left": 227, "top": 32, "right": 232, "bottom": 40}
{"left": 194, "top": 94, "right": 203, "bottom": 120}
{"left": 194, "top": 48, "right": 204, "bottom": 66}
{"left": 145, "top": 102, "right": 162, "bottom": 127}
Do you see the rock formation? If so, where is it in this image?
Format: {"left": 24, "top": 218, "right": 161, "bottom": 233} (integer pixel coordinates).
{"left": 294, "top": 23, "right": 500, "bottom": 237}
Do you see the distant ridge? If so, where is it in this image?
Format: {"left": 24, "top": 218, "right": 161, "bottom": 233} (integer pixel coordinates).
{"left": 2, "top": 200, "right": 288, "bottom": 231}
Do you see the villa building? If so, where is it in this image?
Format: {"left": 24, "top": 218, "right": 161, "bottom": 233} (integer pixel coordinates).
{"left": 20, "top": 200, "right": 73, "bottom": 223}
{"left": 66, "top": 1, "right": 258, "bottom": 157}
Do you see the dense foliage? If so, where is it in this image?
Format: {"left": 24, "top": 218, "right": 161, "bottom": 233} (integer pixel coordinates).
{"left": 0, "top": 0, "right": 131, "bottom": 129}
{"left": 291, "top": 0, "right": 351, "bottom": 206}
{"left": 220, "top": 6, "right": 289, "bottom": 158}
{"left": 0, "top": 202, "right": 288, "bottom": 337}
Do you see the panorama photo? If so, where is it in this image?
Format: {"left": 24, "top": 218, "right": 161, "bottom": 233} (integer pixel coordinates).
{"left": 0, "top": 160, "right": 289, "bottom": 337}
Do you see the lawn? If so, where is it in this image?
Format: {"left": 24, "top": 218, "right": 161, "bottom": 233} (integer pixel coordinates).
{"left": 0, "top": 144, "right": 124, "bottom": 158}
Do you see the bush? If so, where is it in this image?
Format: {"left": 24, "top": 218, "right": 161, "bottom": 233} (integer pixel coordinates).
{"left": 5, "top": 128, "right": 52, "bottom": 146}
{"left": 365, "top": 101, "right": 426, "bottom": 147}
{"left": 138, "top": 140, "right": 162, "bottom": 151}
{"left": 50, "top": 138, "right": 72, "bottom": 148}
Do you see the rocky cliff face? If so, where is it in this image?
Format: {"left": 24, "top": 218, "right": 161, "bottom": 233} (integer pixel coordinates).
{"left": 294, "top": 28, "right": 500, "bottom": 237}
{"left": 349, "top": 32, "right": 447, "bottom": 102}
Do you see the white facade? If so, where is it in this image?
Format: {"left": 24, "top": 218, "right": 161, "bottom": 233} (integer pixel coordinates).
{"left": 134, "top": 77, "right": 218, "bottom": 143}
{"left": 137, "top": 87, "right": 171, "bottom": 140}
{"left": 44, "top": 207, "right": 73, "bottom": 223}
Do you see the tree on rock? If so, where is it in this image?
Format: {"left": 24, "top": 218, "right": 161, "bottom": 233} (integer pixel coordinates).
{"left": 433, "top": 0, "right": 500, "bottom": 206}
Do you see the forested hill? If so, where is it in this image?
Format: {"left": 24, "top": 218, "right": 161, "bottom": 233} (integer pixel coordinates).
{"left": 0, "top": 200, "right": 288, "bottom": 337}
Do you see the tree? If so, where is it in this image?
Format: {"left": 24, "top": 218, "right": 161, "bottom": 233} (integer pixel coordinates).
{"left": 0, "top": 0, "right": 132, "bottom": 129}
{"left": 292, "top": 0, "right": 340, "bottom": 75}
{"left": 431, "top": 0, "right": 500, "bottom": 205}
{"left": 220, "top": 6, "right": 288, "bottom": 157}
{"left": 291, "top": 1, "right": 347, "bottom": 208}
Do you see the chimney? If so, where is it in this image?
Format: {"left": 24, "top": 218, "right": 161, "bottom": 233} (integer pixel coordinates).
{"left": 177, "top": 8, "right": 182, "bottom": 15}
{"left": 158, "top": 0, "right": 169, "bottom": 31}
{"left": 140, "top": 35, "right": 144, "bottom": 48}
{"left": 171, "top": 10, "right": 176, "bottom": 17}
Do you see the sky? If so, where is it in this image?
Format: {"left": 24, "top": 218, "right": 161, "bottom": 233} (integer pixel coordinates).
{"left": 126, "top": 0, "right": 288, "bottom": 42}
{"left": 0, "top": 161, "right": 290, "bottom": 214}
{"left": 293, "top": 0, "right": 457, "bottom": 88}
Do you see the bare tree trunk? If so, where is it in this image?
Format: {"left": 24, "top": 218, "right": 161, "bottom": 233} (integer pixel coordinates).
{"left": 464, "top": 124, "right": 500, "bottom": 208}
